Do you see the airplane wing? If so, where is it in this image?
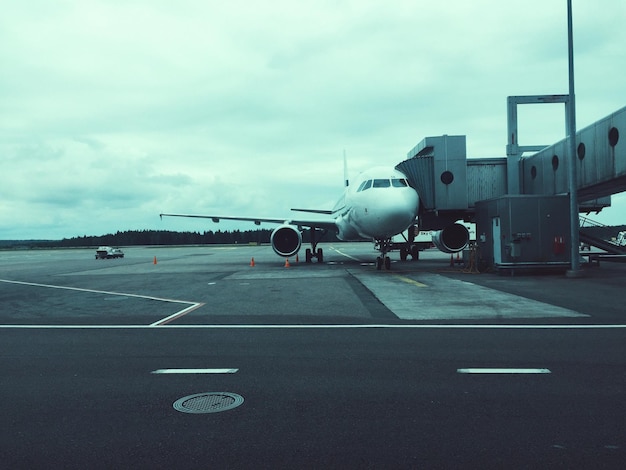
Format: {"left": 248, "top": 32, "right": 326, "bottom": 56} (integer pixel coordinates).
{"left": 290, "top": 208, "right": 334, "bottom": 215}
{"left": 159, "top": 213, "right": 338, "bottom": 232}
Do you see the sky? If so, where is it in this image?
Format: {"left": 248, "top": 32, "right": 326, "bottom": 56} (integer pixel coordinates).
{"left": 2, "top": 0, "right": 626, "bottom": 240}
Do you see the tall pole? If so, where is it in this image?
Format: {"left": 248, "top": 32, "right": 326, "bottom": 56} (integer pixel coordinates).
{"left": 566, "top": 0, "right": 582, "bottom": 276}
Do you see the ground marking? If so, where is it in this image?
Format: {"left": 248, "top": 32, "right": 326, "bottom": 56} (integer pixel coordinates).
{"left": 151, "top": 369, "right": 238, "bottom": 374}
{"left": 457, "top": 368, "right": 551, "bottom": 374}
{"left": 0, "top": 278, "right": 203, "bottom": 326}
{"left": 330, "top": 246, "right": 362, "bottom": 262}
{"left": 392, "top": 275, "right": 428, "bottom": 287}
{"left": 149, "top": 303, "right": 206, "bottom": 326}
{"left": 0, "top": 324, "right": 624, "bottom": 329}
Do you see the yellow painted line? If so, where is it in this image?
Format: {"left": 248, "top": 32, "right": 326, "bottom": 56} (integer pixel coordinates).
{"left": 392, "top": 275, "right": 427, "bottom": 287}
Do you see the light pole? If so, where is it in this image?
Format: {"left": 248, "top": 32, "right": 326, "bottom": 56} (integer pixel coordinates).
{"left": 566, "top": 0, "right": 582, "bottom": 277}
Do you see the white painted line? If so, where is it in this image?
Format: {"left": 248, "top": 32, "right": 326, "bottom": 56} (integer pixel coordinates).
{"left": 151, "top": 368, "right": 238, "bottom": 374}
{"left": 0, "top": 278, "right": 203, "bottom": 326}
{"left": 330, "top": 246, "right": 362, "bottom": 262}
{"left": 149, "top": 302, "right": 206, "bottom": 326}
{"left": 0, "top": 279, "right": 188, "bottom": 303}
{"left": 457, "top": 368, "right": 551, "bottom": 374}
{"left": 0, "top": 324, "right": 624, "bottom": 329}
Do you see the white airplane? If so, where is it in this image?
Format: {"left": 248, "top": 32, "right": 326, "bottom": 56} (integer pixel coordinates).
{"left": 161, "top": 165, "right": 469, "bottom": 270}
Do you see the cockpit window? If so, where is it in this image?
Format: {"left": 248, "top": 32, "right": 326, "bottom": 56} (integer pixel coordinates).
{"left": 358, "top": 178, "right": 410, "bottom": 191}
{"left": 358, "top": 179, "right": 372, "bottom": 191}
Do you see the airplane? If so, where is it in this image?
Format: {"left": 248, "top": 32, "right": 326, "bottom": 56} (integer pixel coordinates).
{"left": 160, "top": 165, "right": 469, "bottom": 270}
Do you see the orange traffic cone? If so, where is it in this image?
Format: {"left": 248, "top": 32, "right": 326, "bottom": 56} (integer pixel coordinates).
{"left": 153, "top": 256, "right": 158, "bottom": 265}
{"left": 284, "top": 258, "right": 290, "bottom": 268}
{"left": 250, "top": 257, "right": 255, "bottom": 267}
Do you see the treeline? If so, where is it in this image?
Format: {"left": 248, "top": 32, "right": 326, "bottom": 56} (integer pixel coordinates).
{"left": 41, "top": 229, "right": 272, "bottom": 248}
{"left": 2, "top": 228, "right": 340, "bottom": 248}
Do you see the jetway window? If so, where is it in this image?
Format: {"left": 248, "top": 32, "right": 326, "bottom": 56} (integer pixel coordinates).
{"left": 577, "top": 142, "right": 586, "bottom": 160}
{"left": 373, "top": 179, "right": 391, "bottom": 188}
{"left": 609, "top": 127, "right": 619, "bottom": 147}
{"left": 552, "top": 155, "right": 559, "bottom": 171}
{"left": 440, "top": 171, "right": 454, "bottom": 185}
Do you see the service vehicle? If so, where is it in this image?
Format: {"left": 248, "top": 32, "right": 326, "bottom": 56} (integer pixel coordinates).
{"left": 95, "top": 246, "right": 124, "bottom": 259}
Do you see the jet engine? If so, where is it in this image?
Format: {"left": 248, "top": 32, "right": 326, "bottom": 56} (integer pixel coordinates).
{"left": 432, "top": 223, "right": 469, "bottom": 253}
{"left": 270, "top": 225, "right": 302, "bottom": 257}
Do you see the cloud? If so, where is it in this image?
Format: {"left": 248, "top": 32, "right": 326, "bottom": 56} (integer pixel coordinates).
{"left": 1, "top": 0, "right": 625, "bottom": 239}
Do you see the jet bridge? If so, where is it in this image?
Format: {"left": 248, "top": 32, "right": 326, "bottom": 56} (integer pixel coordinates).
{"left": 396, "top": 135, "right": 510, "bottom": 230}
{"left": 396, "top": 100, "right": 626, "bottom": 270}
{"left": 520, "top": 105, "right": 626, "bottom": 201}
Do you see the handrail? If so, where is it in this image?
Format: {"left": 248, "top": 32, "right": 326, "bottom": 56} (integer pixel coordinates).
{"left": 579, "top": 215, "right": 607, "bottom": 228}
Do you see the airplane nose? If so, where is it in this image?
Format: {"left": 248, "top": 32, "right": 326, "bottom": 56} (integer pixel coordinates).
{"left": 375, "top": 190, "right": 419, "bottom": 236}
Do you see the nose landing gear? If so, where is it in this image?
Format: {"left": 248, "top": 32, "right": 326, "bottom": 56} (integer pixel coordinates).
{"left": 376, "top": 255, "right": 391, "bottom": 270}
{"left": 375, "top": 238, "right": 393, "bottom": 270}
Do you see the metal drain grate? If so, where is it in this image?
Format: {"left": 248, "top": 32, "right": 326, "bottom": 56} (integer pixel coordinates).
{"left": 173, "top": 392, "right": 244, "bottom": 414}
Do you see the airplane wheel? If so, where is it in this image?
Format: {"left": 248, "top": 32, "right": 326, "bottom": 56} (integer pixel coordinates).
{"left": 400, "top": 248, "right": 408, "bottom": 261}
{"left": 384, "top": 256, "right": 391, "bottom": 270}
{"left": 305, "top": 248, "right": 312, "bottom": 263}
{"left": 411, "top": 245, "right": 420, "bottom": 261}
{"left": 317, "top": 248, "right": 323, "bottom": 263}
{"left": 376, "top": 257, "right": 382, "bottom": 270}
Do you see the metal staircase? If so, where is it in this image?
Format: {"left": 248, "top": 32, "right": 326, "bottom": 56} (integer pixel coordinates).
{"left": 579, "top": 217, "right": 626, "bottom": 254}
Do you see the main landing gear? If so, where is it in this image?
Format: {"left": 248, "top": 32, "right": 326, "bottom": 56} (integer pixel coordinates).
{"left": 305, "top": 228, "right": 327, "bottom": 263}
{"left": 305, "top": 247, "right": 323, "bottom": 263}
{"left": 399, "top": 244, "right": 420, "bottom": 261}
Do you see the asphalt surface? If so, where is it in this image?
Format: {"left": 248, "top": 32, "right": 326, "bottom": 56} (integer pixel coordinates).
{"left": 0, "top": 244, "right": 624, "bottom": 469}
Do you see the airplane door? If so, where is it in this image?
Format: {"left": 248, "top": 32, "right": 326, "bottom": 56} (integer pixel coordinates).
{"left": 492, "top": 217, "right": 502, "bottom": 265}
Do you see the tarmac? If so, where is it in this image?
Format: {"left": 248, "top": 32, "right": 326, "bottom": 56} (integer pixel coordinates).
{"left": 0, "top": 243, "right": 624, "bottom": 468}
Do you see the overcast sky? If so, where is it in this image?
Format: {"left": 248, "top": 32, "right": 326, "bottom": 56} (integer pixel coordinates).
{"left": 2, "top": 0, "right": 625, "bottom": 240}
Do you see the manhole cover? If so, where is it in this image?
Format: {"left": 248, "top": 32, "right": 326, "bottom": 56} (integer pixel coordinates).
{"left": 173, "top": 392, "right": 244, "bottom": 414}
